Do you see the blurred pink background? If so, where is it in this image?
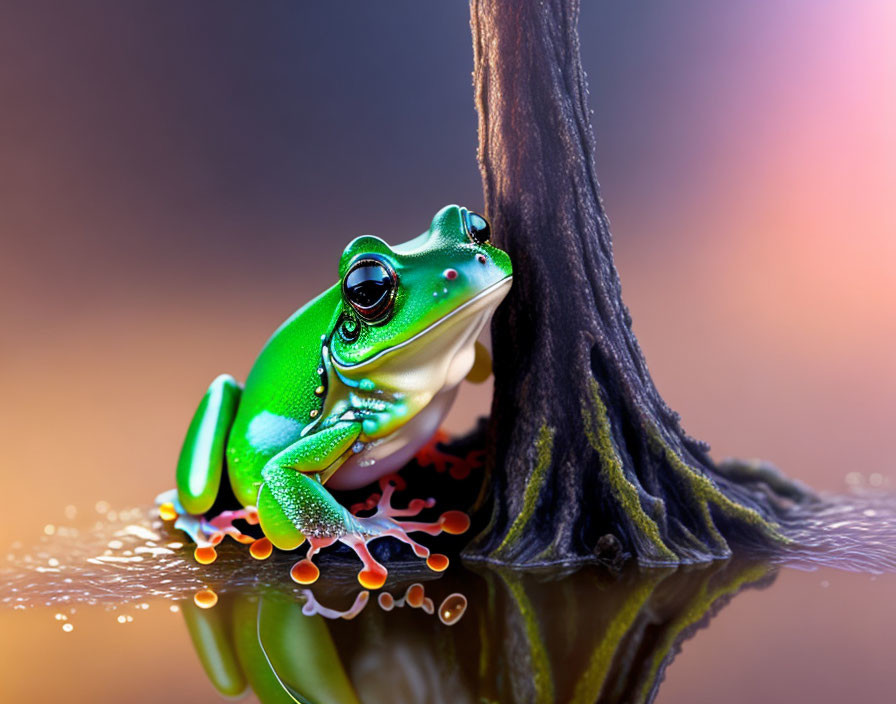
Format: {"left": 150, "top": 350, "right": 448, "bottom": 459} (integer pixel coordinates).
{"left": 0, "top": 1, "right": 894, "bottom": 702}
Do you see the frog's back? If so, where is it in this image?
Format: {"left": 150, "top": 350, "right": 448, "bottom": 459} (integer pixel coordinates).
{"left": 225, "top": 285, "right": 340, "bottom": 505}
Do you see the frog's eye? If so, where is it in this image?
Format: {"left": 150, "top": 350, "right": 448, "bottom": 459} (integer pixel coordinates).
{"left": 343, "top": 257, "right": 397, "bottom": 323}
{"left": 464, "top": 210, "right": 491, "bottom": 245}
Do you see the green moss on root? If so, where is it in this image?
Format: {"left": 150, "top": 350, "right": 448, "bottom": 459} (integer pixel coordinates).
{"left": 493, "top": 424, "right": 555, "bottom": 557}
{"left": 582, "top": 379, "right": 678, "bottom": 562}
{"left": 645, "top": 426, "right": 790, "bottom": 548}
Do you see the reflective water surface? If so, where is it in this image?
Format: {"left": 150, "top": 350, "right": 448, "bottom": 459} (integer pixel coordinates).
{"left": 2, "top": 506, "right": 895, "bottom": 703}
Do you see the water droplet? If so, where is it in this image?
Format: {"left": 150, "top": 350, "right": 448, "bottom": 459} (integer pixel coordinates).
{"left": 62, "top": 623, "right": 73, "bottom": 633}
{"left": 438, "top": 593, "right": 468, "bottom": 625}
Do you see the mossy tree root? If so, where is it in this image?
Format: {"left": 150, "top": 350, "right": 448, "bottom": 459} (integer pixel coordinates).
{"left": 464, "top": 0, "right": 813, "bottom": 567}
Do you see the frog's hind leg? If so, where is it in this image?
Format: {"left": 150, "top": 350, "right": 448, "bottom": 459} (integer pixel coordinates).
{"left": 163, "top": 375, "right": 244, "bottom": 563}
{"left": 176, "top": 374, "right": 242, "bottom": 516}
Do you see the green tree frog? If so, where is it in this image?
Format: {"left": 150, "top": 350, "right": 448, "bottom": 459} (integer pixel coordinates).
{"left": 161, "top": 206, "right": 512, "bottom": 589}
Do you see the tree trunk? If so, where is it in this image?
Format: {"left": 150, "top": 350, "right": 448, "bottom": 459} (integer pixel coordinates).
{"left": 464, "top": 0, "right": 809, "bottom": 566}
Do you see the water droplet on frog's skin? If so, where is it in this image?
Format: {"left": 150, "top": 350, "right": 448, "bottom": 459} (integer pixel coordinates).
{"left": 438, "top": 593, "right": 468, "bottom": 625}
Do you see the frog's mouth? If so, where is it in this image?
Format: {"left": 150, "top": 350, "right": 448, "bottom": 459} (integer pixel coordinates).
{"left": 331, "top": 276, "right": 512, "bottom": 379}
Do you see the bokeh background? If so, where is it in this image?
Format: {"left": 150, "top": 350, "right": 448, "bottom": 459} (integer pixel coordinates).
{"left": 1, "top": 1, "right": 894, "bottom": 703}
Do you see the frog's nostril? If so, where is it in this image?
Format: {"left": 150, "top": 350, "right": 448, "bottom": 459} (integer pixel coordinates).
{"left": 443, "top": 268, "right": 458, "bottom": 281}
{"left": 476, "top": 254, "right": 487, "bottom": 264}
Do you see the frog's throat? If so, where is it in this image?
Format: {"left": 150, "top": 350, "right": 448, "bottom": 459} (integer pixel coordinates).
{"left": 330, "top": 275, "right": 512, "bottom": 376}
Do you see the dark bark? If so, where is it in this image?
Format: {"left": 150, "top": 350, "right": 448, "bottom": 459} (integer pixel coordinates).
{"left": 464, "top": 0, "right": 811, "bottom": 566}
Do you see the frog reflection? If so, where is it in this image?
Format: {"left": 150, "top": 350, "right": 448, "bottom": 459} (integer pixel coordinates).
{"left": 180, "top": 560, "right": 776, "bottom": 704}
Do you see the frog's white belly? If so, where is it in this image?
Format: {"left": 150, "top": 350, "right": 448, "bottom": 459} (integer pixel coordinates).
{"left": 324, "top": 385, "right": 459, "bottom": 490}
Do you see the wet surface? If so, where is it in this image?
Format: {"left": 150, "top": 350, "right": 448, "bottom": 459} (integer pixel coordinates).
{"left": 2, "top": 503, "right": 895, "bottom": 703}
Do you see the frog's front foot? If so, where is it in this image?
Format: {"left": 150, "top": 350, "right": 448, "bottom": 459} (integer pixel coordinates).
{"left": 286, "top": 474, "right": 470, "bottom": 590}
